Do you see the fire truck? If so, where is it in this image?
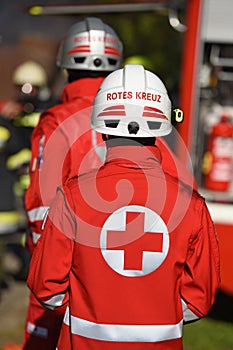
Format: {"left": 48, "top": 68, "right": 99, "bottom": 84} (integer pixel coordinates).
{"left": 179, "top": 0, "right": 233, "bottom": 296}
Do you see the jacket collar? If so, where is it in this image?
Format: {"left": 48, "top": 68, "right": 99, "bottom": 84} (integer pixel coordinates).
{"left": 105, "top": 145, "right": 162, "bottom": 169}
{"left": 61, "top": 77, "right": 105, "bottom": 103}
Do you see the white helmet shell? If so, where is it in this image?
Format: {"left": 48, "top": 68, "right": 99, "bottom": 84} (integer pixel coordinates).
{"left": 57, "top": 17, "right": 123, "bottom": 72}
{"left": 13, "top": 61, "right": 48, "bottom": 86}
{"left": 91, "top": 64, "right": 172, "bottom": 137}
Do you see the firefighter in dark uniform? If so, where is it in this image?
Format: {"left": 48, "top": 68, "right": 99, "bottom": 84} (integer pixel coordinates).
{"left": 0, "top": 61, "right": 55, "bottom": 288}
{"left": 0, "top": 111, "right": 24, "bottom": 290}
{"left": 10, "top": 60, "right": 53, "bottom": 194}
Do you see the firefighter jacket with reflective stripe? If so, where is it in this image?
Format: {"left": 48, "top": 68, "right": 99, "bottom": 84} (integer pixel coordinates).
{"left": 12, "top": 110, "right": 44, "bottom": 196}
{"left": 24, "top": 77, "right": 105, "bottom": 253}
{"left": 27, "top": 145, "right": 220, "bottom": 350}
{"left": 0, "top": 115, "right": 23, "bottom": 233}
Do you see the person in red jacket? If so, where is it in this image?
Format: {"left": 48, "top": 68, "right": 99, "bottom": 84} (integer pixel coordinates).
{"left": 23, "top": 17, "right": 123, "bottom": 349}
{"left": 27, "top": 64, "right": 220, "bottom": 350}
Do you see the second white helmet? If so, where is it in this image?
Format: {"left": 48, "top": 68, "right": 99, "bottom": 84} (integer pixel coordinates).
{"left": 91, "top": 64, "right": 172, "bottom": 137}
{"left": 57, "top": 17, "right": 123, "bottom": 72}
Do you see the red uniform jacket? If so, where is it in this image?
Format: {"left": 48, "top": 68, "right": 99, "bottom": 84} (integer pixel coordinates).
{"left": 28, "top": 145, "right": 220, "bottom": 350}
{"left": 25, "top": 77, "right": 105, "bottom": 252}
{"left": 23, "top": 77, "right": 106, "bottom": 349}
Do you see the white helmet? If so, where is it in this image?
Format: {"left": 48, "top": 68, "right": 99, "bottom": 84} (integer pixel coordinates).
{"left": 91, "top": 64, "right": 172, "bottom": 137}
{"left": 13, "top": 61, "right": 48, "bottom": 86}
{"left": 56, "top": 17, "right": 123, "bottom": 72}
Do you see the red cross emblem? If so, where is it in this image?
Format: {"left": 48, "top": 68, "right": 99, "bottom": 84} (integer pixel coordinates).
{"left": 107, "top": 211, "right": 163, "bottom": 270}
{"left": 101, "top": 205, "right": 169, "bottom": 277}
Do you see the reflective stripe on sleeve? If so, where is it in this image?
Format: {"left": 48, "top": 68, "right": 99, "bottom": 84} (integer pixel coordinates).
{"left": 0, "top": 126, "right": 10, "bottom": 142}
{"left": 27, "top": 206, "right": 49, "bottom": 222}
{"left": 7, "top": 148, "right": 31, "bottom": 170}
{"left": 0, "top": 211, "right": 19, "bottom": 234}
{"left": 31, "top": 231, "right": 41, "bottom": 244}
{"left": 0, "top": 211, "right": 19, "bottom": 224}
{"left": 181, "top": 299, "right": 199, "bottom": 322}
{"left": 13, "top": 112, "right": 40, "bottom": 128}
{"left": 26, "top": 321, "right": 48, "bottom": 339}
{"left": 42, "top": 293, "right": 66, "bottom": 310}
{"left": 63, "top": 307, "right": 183, "bottom": 342}
{"left": 0, "top": 222, "right": 19, "bottom": 235}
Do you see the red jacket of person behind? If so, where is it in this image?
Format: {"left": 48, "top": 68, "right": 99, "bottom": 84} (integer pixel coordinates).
{"left": 23, "top": 76, "right": 108, "bottom": 350}
{"left": 24, "top": 77, "right": 106, "bottom": 253}
{"left": 28, "top": 144, "right": 220, "bottom": 350}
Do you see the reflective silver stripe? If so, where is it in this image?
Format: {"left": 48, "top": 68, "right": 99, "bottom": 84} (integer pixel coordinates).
{"left": 0, "top": 223, "right": 19, "bottom": 234}
{"left": 32, "top": 231, "right": 41, "bottom": 244}
{"left": 42, "top": 293, "right": 66, "bottom": 310}
{"left": 27, "top": 321, "right": 48, "bottom": 339}
{"left": 181, "top": 299, "right": 199, "bottom": 322}
{"left": 63, "top": 308, "right": 183, "bottom": 342}
{"left": 27, "top": 206, "right": 49, "bottom": 222}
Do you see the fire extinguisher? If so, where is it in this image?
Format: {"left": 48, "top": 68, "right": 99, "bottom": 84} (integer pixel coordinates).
{"left": 203, "top": 113, "right": 233, "bottom": 191}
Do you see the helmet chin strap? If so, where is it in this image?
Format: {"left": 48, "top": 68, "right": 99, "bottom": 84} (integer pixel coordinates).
{"left": 103, "top": 134, "right": 156, "bottom": 147}
{"left": 102, "top": 134, "right": 108, "bottom": 141}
